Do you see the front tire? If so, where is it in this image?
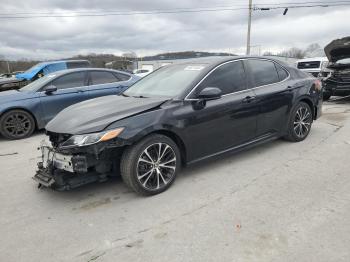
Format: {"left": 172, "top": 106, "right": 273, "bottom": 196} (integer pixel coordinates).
{"left": 0, "top": 109, "right": 35, "bottom": 139}
{"left": 120, "top": 134, "right": 181, "bottom": 196}
{"left": 284, "top": 102, "right": 313, "bottom": 142}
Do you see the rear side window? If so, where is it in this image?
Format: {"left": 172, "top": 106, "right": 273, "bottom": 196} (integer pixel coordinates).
{"left": 275, "top": 63, "right": 289, "bottom": 81}
{"left": 52, "top": 72, "right": 86, "bottom": 89}
{"left": 90, "top": 71, "right": 119, "bottom": 85}
{"left": 196, "top": 61, "right": 246, "bottom": 96}
{"left": 115, "top": 73, "right": 131, "bottom": 81}
{"left": 247, "top": 59, "right": 279, "bottom": 87}
{"left": 67, "top": 61, "right": 91, "bottom": 69}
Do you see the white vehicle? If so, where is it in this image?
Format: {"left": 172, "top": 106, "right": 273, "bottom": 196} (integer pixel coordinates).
{"left": 296, "top": 57, "right": 331, "bottom": 77}
{"left": 133, "top": 69, "right": 152, "bottom": 78}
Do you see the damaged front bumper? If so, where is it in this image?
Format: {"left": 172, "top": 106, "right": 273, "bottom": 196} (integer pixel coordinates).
{"left": 33, "top": 142, "right": 123, "bottom": 190}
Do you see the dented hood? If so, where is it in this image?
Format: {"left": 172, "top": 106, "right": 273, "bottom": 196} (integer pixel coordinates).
{"left": 46, "top": 95, "right": 167, "bottom": 134}
{"left": 325, "top": 36, "right": 350, "bottom": 63}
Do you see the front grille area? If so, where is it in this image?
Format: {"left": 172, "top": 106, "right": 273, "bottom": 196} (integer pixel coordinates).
{"left": 297, "top": 61, "right": 321, "bottom": 69}
{"left": 47, "top": 132, "right": 72, "bottom": 148}
{"left": 332, "top": 71, "right": 350, "bottom": 83}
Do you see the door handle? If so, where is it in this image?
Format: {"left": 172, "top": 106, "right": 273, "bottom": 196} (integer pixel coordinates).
{"left": 242, "top": 96, "right": 256, "bottom": 103}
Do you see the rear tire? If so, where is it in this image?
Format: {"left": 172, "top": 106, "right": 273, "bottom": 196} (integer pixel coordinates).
{"left": 284, "top": 102, "right": 313, "bottom": 142}
{"left": 120, "top": 134, "right": 181, "bottom": 196}
{"left": 0, "top": 109, "right": 35, "bottom": 140}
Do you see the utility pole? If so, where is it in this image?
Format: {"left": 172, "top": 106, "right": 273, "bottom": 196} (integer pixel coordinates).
{"left": 246, "top": 0, "right": 253, "bottom": 55}
{"left": 6, "top": 61, "right": 10, "bottom": 73}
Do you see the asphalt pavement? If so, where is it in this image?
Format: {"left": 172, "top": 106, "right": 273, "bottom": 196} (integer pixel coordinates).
{"left": 0, "top": 99, "right": 349, "bottom": 262}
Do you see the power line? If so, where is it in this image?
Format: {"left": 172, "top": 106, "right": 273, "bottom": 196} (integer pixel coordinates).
{"left": 1, "top": 1, "right": 350, "bottom": 16}
{"left": 254, "top": 3, "right": 350, "bottom": 10}
{"left": 1, "top": 1, "right": 350, "bottom": 15}
{"left": 0, "top": 2, "right": 349, "bottom": 19}
{"left": 0, "top": 7, "right": 249, "bottom": 19}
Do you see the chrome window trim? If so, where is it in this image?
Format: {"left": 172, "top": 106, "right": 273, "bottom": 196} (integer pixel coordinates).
{"left": 184, "top": 58, "right": 291, "bottom": 101}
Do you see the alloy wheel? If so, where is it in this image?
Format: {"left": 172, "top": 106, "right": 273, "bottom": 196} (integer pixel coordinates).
{"left": 137, "top": 143, "right": 177, "bottom": 191}
{"left": 293, "top": 106, "right": 312, "bottom": 138}
{"left": 3, "top": 112, "right": 32, "bottom": 138}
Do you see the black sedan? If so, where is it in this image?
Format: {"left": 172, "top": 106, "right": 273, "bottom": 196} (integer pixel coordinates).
{"left": 34, "top": 56, "right": 323, "bottom": 195}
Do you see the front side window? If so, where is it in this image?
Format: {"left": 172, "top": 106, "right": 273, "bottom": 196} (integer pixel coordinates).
{"left": 51, "top": 72, "right": 86, "bottom": 90}
{"left": 90, "top": 71, "right": 119, "bottom": 85}
{"left": 194, "top": 61, "right": 246, "bottom": 96}
{"left": 247, "top": 59, "right": 279, "bottom": 87}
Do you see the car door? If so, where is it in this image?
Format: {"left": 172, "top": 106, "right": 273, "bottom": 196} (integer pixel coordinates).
{"left": 183, "top": 60, "right": 259, "bottom": 161}
{"left": 244, "top": 59, "right": 293, "bottom": 137}
{"left": 39, "top": 71, "right": 88, "bottom": 124}
{"left": 87, "top": 71, "right": 130, "bottom": 99}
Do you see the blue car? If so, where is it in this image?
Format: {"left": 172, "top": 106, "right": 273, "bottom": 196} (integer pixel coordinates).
{"left": 0, "top": 60, "right": 91, "bottom": 92}
{"left": 0, "top": 68, "right": 139, "bottom": 139}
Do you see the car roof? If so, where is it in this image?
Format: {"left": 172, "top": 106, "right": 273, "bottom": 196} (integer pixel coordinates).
{"left": 47, "top": 68, "right": 132, "bottom": 77}
{"left": 40, "top": 59, "right": 90, "bottom": 66}
{"left": 173, "top": 55, "right": 291, "bottom": 68}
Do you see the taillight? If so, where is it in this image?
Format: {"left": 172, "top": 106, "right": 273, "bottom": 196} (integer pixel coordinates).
{"left": 314, "top": 79, "right": 322, "bottom": 91}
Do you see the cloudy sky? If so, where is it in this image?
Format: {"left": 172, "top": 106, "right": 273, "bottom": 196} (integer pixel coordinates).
{"left": 0, "top": 0, "right": 349, "bottom": 60}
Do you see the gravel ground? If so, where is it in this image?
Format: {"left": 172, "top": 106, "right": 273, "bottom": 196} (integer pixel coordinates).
{"left": 0, "top": 99, "right": 349, "bottom": 262}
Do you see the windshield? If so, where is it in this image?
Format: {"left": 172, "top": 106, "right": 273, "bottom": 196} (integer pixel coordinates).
{"left": 21, "top": 63, "right": 45, "bottom": 75}
{"left": 19, "top": 73, "right": 55, "bottom": 92}
{"left": 124, "top": 64, "right": 207, "bottom": 98}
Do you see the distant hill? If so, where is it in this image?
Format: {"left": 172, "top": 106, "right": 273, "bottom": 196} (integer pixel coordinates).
{"left": 1, "top": 51, "right": 236, "bottom": 73}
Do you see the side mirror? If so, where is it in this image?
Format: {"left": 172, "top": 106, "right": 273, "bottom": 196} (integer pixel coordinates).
{"left": 197, "top": 87, "right": 222, "bottom": 100}
{"left": 45, "top": 85, "right": 57, "bottom": 94}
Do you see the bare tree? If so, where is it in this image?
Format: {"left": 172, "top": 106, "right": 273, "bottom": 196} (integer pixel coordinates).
{"left": 277, "top": 47, "right": 306, "bottom": 59}
{"left": 263, "top": 51, "right": 274, "bottom": 56}
{"left": 305, "top": 43, "right": 321, "bottom": 54}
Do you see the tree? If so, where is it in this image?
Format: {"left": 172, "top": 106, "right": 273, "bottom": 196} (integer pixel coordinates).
{"left": 122, "top": 52, "right": 137, "bottom": 59}
{"left": 263, "top": 51, "right": 274, "bottom": 56}
{"left": 305, "top": 43, "right": 321, "bottom": 54}
{"left": 277, "top": 47, "right": 306, "bottom": 59}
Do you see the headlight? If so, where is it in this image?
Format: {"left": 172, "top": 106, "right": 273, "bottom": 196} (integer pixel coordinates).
{"left": 60, "top": 127, "right": 124, "bottom": 148}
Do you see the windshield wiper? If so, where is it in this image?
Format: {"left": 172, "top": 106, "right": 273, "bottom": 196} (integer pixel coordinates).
{"left": 132, "top": 95, "right": 149, "bottom": 98}
{"left": 121, "top": 93, "right": 149, "bottom": 98}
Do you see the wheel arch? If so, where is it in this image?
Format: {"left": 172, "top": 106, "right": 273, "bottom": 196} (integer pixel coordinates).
{"left": 127, "top": 128, "right": 188, "bottom": 166}
{"left": 298, "top": 96, "right": 316, "bottom": 119}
